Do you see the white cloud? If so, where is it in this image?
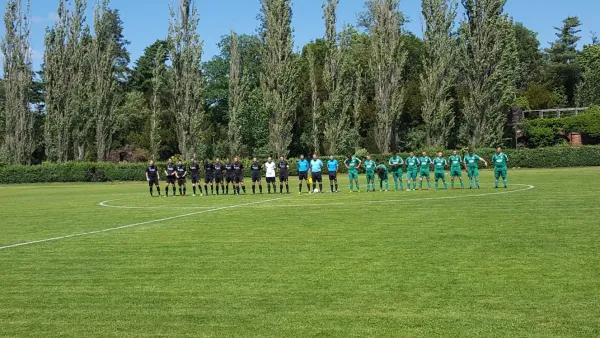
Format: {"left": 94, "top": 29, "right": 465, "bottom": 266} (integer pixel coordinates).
{"left": 31, "top": 12, "right": 59, "bottom": 24}
{"left": 31, "top": 49, "right": 43, "bottom": 62}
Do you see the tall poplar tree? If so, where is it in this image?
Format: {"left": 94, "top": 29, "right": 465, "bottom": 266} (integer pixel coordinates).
{"left": 307, "top": 47, "right": 321, "bottom": 153}
{"left": 459, "top": 0, "right": 517, "bottom": 147}
{"left": 366, "top": 0, "right": 407, "bottom": 153}
{"left": 228, "top": 30, "right": 246, "bottom": 157}
{"left": 150, "top": 43, "right": 166, "bottom": 159}
{"left": 259, "top": 0, "right": 298, "bottom": 157}
{"left": 421, "top": 0, "right": 458, "bottom": 148}
{"left": 1, "top": 0, "right": 34, "bottom": 164}
{"left": 167, "top": 0, "right": 205, "bottom": 160}
{"left": 322, "top": 0, "right": 353, "bottom": 155}
{"left": 44, "top": 0, "right": 90, "bottom": 161}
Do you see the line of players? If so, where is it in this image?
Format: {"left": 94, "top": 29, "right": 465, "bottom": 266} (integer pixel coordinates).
{"left": 144, "top": 148, "right": 510, "bottom": 197}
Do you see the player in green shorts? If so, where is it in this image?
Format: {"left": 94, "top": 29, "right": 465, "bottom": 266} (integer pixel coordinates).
{"left": 448, "top": 150, "right": 465, "bottom": 189}
{"left": 376, "top": 164, "right": 389, "bottom": 191}
{"left": 492, "top": 147, "right": 509, "bottom": 188}
{"left": 432, "top": 152, "right": 448, "bottom": 190}
{"left": 344, "top": 154, "right": 362, "bottom": 192}
{"left": 405, "top": 152, "right": 419, "bottom": 191}
{"left": 418, "top": 152, "right": 433, "bottom": 190}
{"left": 388, "top": 152, "right": 405, "bottom": 191}
{"left": 463, "top": 149, "right": 488, "bottom": 189}
{"left": 364, "top": 155, "right": 376, "bottom": 192}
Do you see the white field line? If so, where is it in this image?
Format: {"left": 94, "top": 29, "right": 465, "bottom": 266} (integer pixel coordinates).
{"left": 99, "top": 184, "right": 535, "bottom": 210}
{"left": 0, "top": 196, "right": 291, "bottom": 251}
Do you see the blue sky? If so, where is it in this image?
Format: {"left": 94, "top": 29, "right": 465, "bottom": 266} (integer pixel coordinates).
{"left": 2, "top": 0, "right": 600, "bottom": 70}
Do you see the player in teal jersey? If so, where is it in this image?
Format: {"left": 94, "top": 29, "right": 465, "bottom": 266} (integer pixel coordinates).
{"left": 463, "top": 149, "right": 488, "bottom": 189}
{"left": 376, "top": 164, "right": 389, "bottom": 191}
{"left": 418, "top": 152, "right": 433, "bottom": 190}
{"left": 448, "top": 150, "right": 465, "bottom": 189}
{"left": 363, "top": 155, "right": 377, "bottom": 192}
{"left": 432, "top": 152, "right": 448, "bottom": 190}
{"left": 344, "top": 154, "right": 362, "bottom": 192}
{"left": 388, "top": 152, "right": 405, "bottom": 191}
{"left": 405, "top": 152, "right": 420, "bottom": 191}
{"left": 492, "top": 147, "right": 509, "bottom": 188}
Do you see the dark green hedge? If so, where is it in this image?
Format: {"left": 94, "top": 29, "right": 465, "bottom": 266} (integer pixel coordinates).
{"left": 521, "top": 105, "right": 600, "bottom": 147}
{"left": 1, "top": 146, "right": 600, "bottom": 184}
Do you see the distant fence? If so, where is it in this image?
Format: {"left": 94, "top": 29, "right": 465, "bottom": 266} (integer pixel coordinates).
{"left": 521, "top": 107, "right": 588, "bottom": 120}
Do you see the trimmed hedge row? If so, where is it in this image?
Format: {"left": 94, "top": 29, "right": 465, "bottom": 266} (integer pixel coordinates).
{"left": 1, "top": 146, "right": 600, "bottom": 184}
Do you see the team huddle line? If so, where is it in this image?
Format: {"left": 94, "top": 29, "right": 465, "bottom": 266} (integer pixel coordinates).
{"left": 144, "top": 148, "right": 510, "bottom": 197}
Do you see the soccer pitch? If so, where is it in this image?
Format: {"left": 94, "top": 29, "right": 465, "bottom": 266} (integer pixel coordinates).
{"left": 1, "top": 168, "right": 599, "bottom": 337}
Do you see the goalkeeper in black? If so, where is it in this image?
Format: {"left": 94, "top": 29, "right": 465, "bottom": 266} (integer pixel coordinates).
{"left": 189, "top": 159, "right": 202, "bottom": 196}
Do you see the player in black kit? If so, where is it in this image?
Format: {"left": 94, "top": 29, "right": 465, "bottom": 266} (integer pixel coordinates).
{"left": 250, "top": 157, "right": 263, "bottom": 194}
{"left": 214, "top": 158, "right": 225, "bottom": 195}
{"left": 204, "top": 160, "right": 214, "bottom": 195}
{"left": 232, "top": 156, "right": 246, "bottom": 195}
{"left": 145, "top": 160, "right": 161, "bottom": 197}
{"left": 225, "top": 160, "right": 235, "bottom": 195}
{"left": 189, "top": 159, "right": 202, "bottom": 196}
{"left": 175, "top": 159, "right": 187, "bottom": 196}
{"left": 278, "top": 155, "right": 290, "bottom": 194}
{"left": 164, "top": 158, "right": 177, "bottom": 197}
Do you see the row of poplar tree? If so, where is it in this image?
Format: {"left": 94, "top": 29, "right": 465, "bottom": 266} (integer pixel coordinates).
{"left": 1, "top": 0, "right": 599, "bottom": 164}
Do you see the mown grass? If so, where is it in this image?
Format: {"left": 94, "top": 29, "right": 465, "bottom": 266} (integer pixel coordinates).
{"left": 0, "top": 168, "right": 599, "bottom": 337}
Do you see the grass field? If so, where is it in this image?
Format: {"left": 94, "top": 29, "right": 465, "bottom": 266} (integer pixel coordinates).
{"left": 1, "top": 168, "right": 599, "bottom": 337}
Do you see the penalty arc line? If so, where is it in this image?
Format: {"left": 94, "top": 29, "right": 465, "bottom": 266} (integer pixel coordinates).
{"left": 0, "top": 196, "right": 292, "bottom": 251}
{"left": 99, "top": 184, "right": 535, "bottom": 210}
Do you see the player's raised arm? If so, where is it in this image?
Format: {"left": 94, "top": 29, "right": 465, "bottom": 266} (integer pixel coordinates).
{"left": 480, "top": 157, "right": 488, "bottom": 167}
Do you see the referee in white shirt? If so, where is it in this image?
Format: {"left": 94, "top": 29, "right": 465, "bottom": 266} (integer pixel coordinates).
{"left": 264, "top": 156, "right": 277, "bottom": 194}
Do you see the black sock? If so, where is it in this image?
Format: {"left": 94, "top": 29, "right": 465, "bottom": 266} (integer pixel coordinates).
{"left": 335, "top": 183, "right": 338, "bottom": 191}
{"left": 226, "top": 186, "right": 229, "bottom": 194}
{"left": 193, "top": 186, "right": 196, "bottom": 194}
{"left": 330, "top": 185, "right": 334, "bottom": 192}
{"left": 242, "top": 186, "right": 246, "bottom": 194}
{"left": 150, "top": 187, "right": 153, "bottom": 196}
{"left": 299, "top": 184, "right": 302, "bottom": 192}
{"left": 259, "top": 185, "right": 263, "bottom": 193}
{"left": 319, "top": 183, "right": 322, "bottom": 192}
{"left": 252, "top": 185, "right": 256, "bottom": 194}
{"left": 183, "top": 187, "right": 186, "bottom": 195}
{"left": 306, "top": 184, "right": 310, "bottom": 191}
{"left": 280, "top": 184, "right": 283, "bottom": 193}
{"left": 286, "top": 184, "right": 289, "bottom": 193}
{"left": 157, "top": 187, "right": 161, "bottom": 196}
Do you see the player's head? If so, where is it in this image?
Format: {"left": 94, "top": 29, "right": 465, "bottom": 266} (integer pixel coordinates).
{"left": 452, "top": 150, "right": 457, "bottom": 156}
{"left": 279, "top": 155, "right": 284, "bottom": 161}
{"left": 178, "top": 159, "right": 183, "bottom": 164}
{"left": 367, "top": 155, "right": 371, "bottom": 160}
{"left": 312, "top": 153, "right": 318, "bottom": 160}
{"left": 348, "top": 154, "right": 353, "bottom": 159}
{"left": 268, "top": 156, "right": 272, "bottom": 162}
{"left": 422, "top": 151, "right": 427, "bottom": 156}
{"left": 468, "top": 149, "right": 474, "bottom": 155}
{"left": 234, "top": 156, "right": 239, "bottom": 162}
{"left": 437, "top": 152, "right": 442, "bottom": 158}
{"left": 409, "top": 151, "right": 414, "bottom": 156}
{"left": 329, "top": 154, "right": 334, "bottom": 160}
{"left": 300, "top": 154, "right": 305, "bottom": 159}
{"left": 149, "top": 160, "right": 154, "bottom": 166}
{"left": 496, "top": 147, "right": 502, "bottom": 154}
{"left": 393, "top": 151, "right": 397, "bottom": 157}
{"left": 215, "top": 157, "right": 220, "bottom": 163}
{"left": 191, "top": 158, "right": 196, "bottom": 163}
{"left": 252, "top": 157, "right": 257, "bottom": 162}
{"left": 168, "top": 158, "right": 172, "bottom": 163}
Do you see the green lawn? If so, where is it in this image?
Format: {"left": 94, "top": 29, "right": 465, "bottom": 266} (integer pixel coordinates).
{"left": 1, "top": 168, "right": 599, "bottom": 337}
